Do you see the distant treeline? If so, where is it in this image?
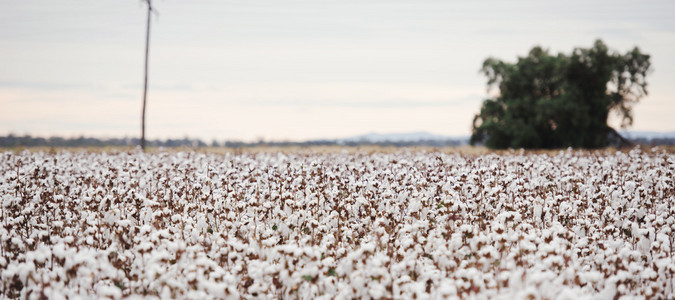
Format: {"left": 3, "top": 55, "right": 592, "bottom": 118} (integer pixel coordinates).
{"left": 0, "top": 135, "right": 204, "bottom": 148}
{"left": 2, "top": 134, "right": 672, "bottom": 149}
{"left": 0, "top": 134, "right": 468, "bottom": 148}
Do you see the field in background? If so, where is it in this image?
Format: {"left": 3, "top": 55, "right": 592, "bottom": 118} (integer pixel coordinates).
{"left": 3, "top": 144, "right": 675, "bottom": 155}
{"left": 1, "top": 147, "right": 674, "bottom": 298}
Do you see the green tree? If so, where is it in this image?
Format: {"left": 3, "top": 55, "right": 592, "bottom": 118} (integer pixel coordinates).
{"left": 470, "top": 40, "right": 650, "bottom": 149}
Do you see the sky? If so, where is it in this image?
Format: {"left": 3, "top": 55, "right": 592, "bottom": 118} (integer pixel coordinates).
{"left": 1, "top": 0, "right": 674, "bottom": 142}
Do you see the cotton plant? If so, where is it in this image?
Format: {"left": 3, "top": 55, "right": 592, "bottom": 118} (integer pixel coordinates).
{"left": 0, "top": 148, "right": 673, "bottom": 299}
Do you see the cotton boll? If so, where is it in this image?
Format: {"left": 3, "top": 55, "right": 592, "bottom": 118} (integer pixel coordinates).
{"left": 196, "top": 214, "right": 209, "bottom": 234}
{"left": 637, "top": 235, "right": 652, "bottom": 256}
{"left": 533, "top": 198, "right": 543, "bottom": 224}
{"left": 408, "top": 198, "right": 422, "bottom": 214}
{"left": 368, "top": 281, "right": 387, "bottom": 299}
{"left": 96, "top": 284, "right": 122, "bottom": 299}
{"left": 630, "top": 222, "right": 640, "bottom": 240}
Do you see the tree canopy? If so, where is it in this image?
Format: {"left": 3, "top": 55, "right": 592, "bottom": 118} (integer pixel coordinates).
{"left": 470, "top": 40, "right": 650, "bottom": 149}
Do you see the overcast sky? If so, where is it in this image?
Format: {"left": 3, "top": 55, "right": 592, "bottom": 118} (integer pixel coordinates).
{"left": 1, "top": 0, "right": 674, "bottom": 141}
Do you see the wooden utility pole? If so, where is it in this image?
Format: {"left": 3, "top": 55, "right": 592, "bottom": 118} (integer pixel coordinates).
{"left": 141, "top": 0, "right": 152, "bottom": 151}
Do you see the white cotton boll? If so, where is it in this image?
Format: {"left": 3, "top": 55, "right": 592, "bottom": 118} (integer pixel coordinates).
{"left": 514, "top": 287, "right": 540, "bottom": 300}
{"left": 579, "top": 271, "right": 603, "bottom": 286}
{"left": 368, "top": 282, "right": 387, "bottom": 299}
{"left": 356, "top": 196, "right": 367, "bottom": 207}
{"left": 143, "top": 198, "right": 159, "bottom": 208}
{"left": 554, "top": 288, "right": 588, "bottom": 300}
{"left": 631, "top": 222, "right": 640, "bottom": 240}
{"left": 597, "top": 279, "right": 618, "bottom": 300}
{"left": 559, "top": 202, "right": 572, "bottom": 218}
{"left": 1, "top": 196, "right": 14, "bottom": 208}
{"left": 637, "top": 235, "right": 651, "bottom": 255}
{"left": 638, "top": 266, "right": 658, "bottom": 282}
{"left": 408, "top": 199, "right": 422, "bottom": 213}
{"left": 442, "top": 180, "right": 454, "bottom": 193}
{"left": 610, "top": 189, "right": 626, "bottom": 208}
{"left": 97, "top": 285, "right": 122, "bottom": 299}
{"left": 196, "top": 214, "right": 209, "bottom": 233}
{"left": 140, "top": 224, "right": 153, "bottom": 235}
{"left": 533, "top": 199, "right": 543, "bottom": 223}
{"left": 624, "top": 181, "right": 637, "bottom": 194}
{"left": 459, "top": 224, "right": 473, "bottom": 235}
{"left": 262, "top": 236, "right": 279, "bottom": 247}
{"left": 436, "top": 279, "right": 458, "bottom": 298}
{"left": 31, "top": 245, "right": 51, "bottom": 264}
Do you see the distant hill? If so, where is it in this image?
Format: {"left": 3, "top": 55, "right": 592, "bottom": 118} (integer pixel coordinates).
{"left": 618, "top": 131, "right": 675, "bottom": 146}
{"left": 620, "top": 131, "right": 675, "bottom": 140}
{"left": 340, "top": 132, "right": 469, "bottom": 144}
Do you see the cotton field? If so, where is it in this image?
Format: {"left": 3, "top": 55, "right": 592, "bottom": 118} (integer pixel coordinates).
{"left": 1, "top": 148, "right": 674, "bottom": 299}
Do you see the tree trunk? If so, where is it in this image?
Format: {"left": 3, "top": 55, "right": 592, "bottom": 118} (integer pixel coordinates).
{"left": 608, "top": 127, "right": 633, "bottom": 148}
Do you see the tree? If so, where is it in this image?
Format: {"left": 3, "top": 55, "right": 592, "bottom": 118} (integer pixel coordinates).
{"left": 140, "top": 0, "right": 153, "bottom": 151}
{"left": 470, "top": 40, "right": 650, "bottom": 149}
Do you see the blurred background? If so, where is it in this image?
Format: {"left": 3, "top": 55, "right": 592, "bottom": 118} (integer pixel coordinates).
{"left": 1, "top": 0, "right": 674, "bottom": 144}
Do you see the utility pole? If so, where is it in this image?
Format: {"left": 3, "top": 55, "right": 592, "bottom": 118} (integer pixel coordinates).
{"left": 141, "top": 0, "right": 152, "bottom": 151}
